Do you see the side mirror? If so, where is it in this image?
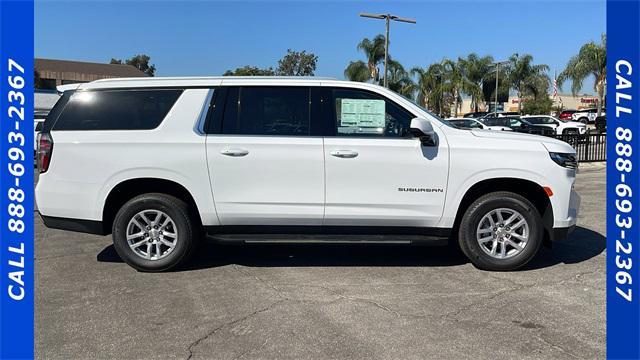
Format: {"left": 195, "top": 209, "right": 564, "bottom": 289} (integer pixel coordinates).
{"left": 409, "top": 118, "right": 436, "bottom": 146}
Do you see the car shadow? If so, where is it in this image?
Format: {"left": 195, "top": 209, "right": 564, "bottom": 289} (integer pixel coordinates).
{"left": 96, "top": 226, "right": 605, "bottom": 272}
{"left": 523, "top": 226, "right": 606, "bottom": 270}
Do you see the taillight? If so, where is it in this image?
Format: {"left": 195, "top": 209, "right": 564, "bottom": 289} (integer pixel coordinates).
{"left": 37, "top": 133, "right": 53, "bottom": 173}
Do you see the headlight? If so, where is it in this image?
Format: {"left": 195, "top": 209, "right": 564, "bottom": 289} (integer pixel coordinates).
{"left": 549, "top": 152, "right": 578, "bottom": 169}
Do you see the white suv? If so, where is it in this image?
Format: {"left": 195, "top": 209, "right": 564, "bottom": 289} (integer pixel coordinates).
{"left": 572, "top": 108, "right": 605, "bottom": 124}
{"left": 36, "top": 77, "right": 580, "bottom": 272}
{"left": 521, "top": 115, "right": 587, "bottom": 135}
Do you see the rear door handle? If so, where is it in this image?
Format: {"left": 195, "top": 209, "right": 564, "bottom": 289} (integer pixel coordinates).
{"left": 221, "top": 148, "right": 249, "bottom": 157}
{"left": 330, "top": 150, "right": 359, "bottom": 158}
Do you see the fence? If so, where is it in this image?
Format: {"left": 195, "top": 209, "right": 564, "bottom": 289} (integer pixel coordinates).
{"left": 550, "top": 132, "right": 607, "bottom": 162}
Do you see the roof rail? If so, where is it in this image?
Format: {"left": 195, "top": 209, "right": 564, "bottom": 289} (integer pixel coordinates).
{"left": 91, "top": 76, "right": 337, "bottom": 83}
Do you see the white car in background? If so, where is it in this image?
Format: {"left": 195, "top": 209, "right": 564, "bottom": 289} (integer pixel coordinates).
{"left": 571, "top": 108, "right": 605, "bottom": 124}
{"left": 448, "top": 118, "right": 512, "bottom": 131}
{"left": 522, "top": 115, "right": 587, "bottom": 135}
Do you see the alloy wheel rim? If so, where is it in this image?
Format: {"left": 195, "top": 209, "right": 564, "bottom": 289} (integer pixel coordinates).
{"left": 476, "top": 208, "right": 529, "bottom": 259}
{"left": 126, "top": 210, "right": 178, "bottom": 261}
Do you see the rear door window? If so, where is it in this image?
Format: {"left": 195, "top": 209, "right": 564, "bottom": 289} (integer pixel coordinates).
{"left": 52, "top": 89, "right": 183, "bottom": 131}
{"left": 222, "top": 87, "right": 310, "bottom": 136}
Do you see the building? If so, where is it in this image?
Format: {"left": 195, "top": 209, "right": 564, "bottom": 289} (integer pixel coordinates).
{"left": 456, "top": 93, "right": 602, "bottom": 117}
{"left": 35, "top": 58, "right": 147, "bottom": 90}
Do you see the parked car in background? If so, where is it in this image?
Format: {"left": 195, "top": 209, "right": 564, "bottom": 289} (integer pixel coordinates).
{"left": 450, "top": 117, "right": 513, "bottom": 131}
{"left": 462, "top": 111, "right": 489, "bottom": 118}
{"left": 558, "top": 110, "right": 578, "bottom": 121}
{"left": 448, "top": 118, "right": 486, "bottom": 129}
{"left": 483, "top": 116, "right": 556, "bottom": 136}
{"left": 521, "top": 115, "right": 587, "bottom": 135}
{"left": 572, "top": 108, "right": 605, "bottom": 124}
{"left": 595, "top": 115, "right": 606, "bottom": 133}
{"left": 480, "top": 112, "right": 520, "bottom": 120}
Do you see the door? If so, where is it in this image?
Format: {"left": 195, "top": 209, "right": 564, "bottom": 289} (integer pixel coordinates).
{"left": 205, "top": 86, "right": 325, "bottom": 226}
{"left": 322, "top": 87, "right": 449, "bottom": 227}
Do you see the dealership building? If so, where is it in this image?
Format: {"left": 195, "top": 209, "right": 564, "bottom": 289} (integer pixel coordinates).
{"left": 35, "top": 58, "right": 147, "bottom": 90}
{"left": 457, "top": 93, "right": 601, "bottom": 116}
{"left": 34, "top": 58, "right": 147, "bottom": 113}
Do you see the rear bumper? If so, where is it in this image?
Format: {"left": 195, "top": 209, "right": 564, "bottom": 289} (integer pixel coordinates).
{"left": 38, "top": 212, "right": 107, "bottom": 235}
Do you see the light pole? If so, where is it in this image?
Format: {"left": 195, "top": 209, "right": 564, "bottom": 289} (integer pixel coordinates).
{"left": 492, "top": 60, "right": 509, "bottom": 113}
{"left": 359, "top": 12, "right": 416, "bottom": 88}
{"left": 435, "top": 73, "right": 443, "bottom": 117}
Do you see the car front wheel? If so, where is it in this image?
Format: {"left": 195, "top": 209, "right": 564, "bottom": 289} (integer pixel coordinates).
{"left": 458, "top": 191, "right": 543, "bottom": 271}
{"left": 112, "top": 193, "right": 197, "bottom": 272}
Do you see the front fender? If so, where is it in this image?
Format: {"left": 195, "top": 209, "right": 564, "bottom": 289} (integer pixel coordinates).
{"left": 438, "top": 168, "right": 553, "bottom": 228}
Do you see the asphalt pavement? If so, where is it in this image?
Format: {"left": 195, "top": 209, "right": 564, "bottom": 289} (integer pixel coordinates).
{"left": 35, "top": 164, "right": 606, "bottom": 359}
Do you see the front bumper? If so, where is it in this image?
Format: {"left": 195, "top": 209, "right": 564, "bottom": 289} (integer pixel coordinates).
{"left": 550, "top": 224, "right": 576, "bottom": 242}
{"left": 554, "top": 187, "right": 581, "bottom": 228}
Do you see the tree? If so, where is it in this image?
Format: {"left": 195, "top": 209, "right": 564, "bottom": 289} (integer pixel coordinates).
{"left": 276, "top": 49, "right": 317, "bottom": 76}
{"left": 557, "top": 34, "right": 607, "bottom": 116}
{"left": 482, "top": 71, "right": 511, "bottom": 110}
{"left": 458, "top": 54, "right": 494, "bottom": 112}
{"left": 411, "top": 63, "right": 446, "bottom": 114}
{"left": 344, "top": 60, "right": 370, "bottom": 82}
{"left": 34, "top": 70, "right": 43, "bottom": 89}
{"left": 442, "top": 58, "right": 475, "bottom": 117}
{"left": 110, "top": 54, "right": 156, "bottom": 76}
{"left": 522, "top": 96, "right": 553, "bottom": 115}
{"left": 344, "top": 35, "right": 386, "bottom": 82}
{"left": 506, "top": 53, "right": 550, "bottom": 114}
{"left": 384, "top": 60, "right": 415, "bottom": 98}
{"left": 223, "top": 65, "right": 276, "bottom": 76}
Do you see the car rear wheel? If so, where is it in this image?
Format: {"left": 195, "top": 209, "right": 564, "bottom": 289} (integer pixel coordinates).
{"left": 458, "top": 191, "right": 543, "bottom": 271}
{"left": 112, "top": 193, "right": 197, "bottom": 272}
{"left": 578, "top": 117, "right": 589, "bottom": 125}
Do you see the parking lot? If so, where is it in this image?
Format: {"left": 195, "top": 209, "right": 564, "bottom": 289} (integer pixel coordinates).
{"left": 35, "top": 164, "right": 605, "bottom": 360}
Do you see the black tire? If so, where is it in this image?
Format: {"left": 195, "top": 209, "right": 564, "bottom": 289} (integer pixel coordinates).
{"left": 578, "top": 117, "right": 589, "bottom": 125}
{"left": 458, "top": 191, "right": 543, "bottom": 271}
{"left": 112, "top": 193, "right": 197, "bottom": 272}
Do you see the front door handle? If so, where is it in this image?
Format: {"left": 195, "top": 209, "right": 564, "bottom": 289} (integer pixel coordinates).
{"left": 330, "top": 150, "right": 359, "bottom": 158}
{"left": 221, "top": 148, "right": 249, "bottom": 157}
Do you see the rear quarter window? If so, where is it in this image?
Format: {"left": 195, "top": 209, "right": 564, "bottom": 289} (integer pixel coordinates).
{"left": 52, "top": 89, "right": 183, "bottom": 131}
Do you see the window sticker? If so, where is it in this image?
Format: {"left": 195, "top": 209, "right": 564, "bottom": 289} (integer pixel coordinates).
{"left": 340, "top": 99, "right": 385, "bottom": 128}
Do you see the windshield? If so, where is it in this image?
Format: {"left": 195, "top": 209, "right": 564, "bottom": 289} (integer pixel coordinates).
{"left": 399, "top": 94, "right": 455, "bottom": 128}
{"left": 525, "top": 117, "right": 557, "bottom": 125}
{"left": 483, "top": 118, "right": 505, "bottom": 126}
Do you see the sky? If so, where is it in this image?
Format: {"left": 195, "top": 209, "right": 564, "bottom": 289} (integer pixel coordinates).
{"left": 35, "top": 0, "right": 605, "bottom": 94}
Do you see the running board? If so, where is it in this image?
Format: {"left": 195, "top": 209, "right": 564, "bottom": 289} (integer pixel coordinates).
{"left": 205, "top": 233, "right": 449, "bottom": 245}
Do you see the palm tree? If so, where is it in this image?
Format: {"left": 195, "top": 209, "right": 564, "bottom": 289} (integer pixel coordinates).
{"left": 411, "top": 63, "right": 446, "bottom": 114}
{"left": 442, "top": 58, "right": 476, "bottom": 117}
{"left": 557, "top": 34, "right": 607, "bottom": 116}
{"left": 344, "top": 60, "right": 370, "bottom": 82}
{"left": 344, "top": 35, "right": 386, "bottom": 82}
{"left": 507, "top": 53, "right": 550, "bottom": 114}
{"left": 458, "top": 54, "right": 494, "bottom": 112}
{"left": 385, "top": 59, "right": 415, "bottom": 98}
{"left": 357, "top": 35, "right": 386, "bottom": 81}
